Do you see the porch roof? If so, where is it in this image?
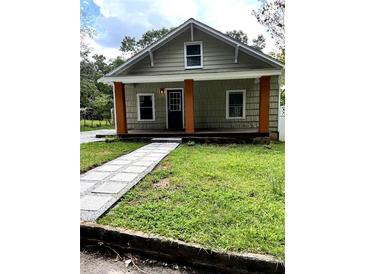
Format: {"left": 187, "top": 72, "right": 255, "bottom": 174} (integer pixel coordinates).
{"left": 98, "top": 69, "right": 282, "bottom": 84}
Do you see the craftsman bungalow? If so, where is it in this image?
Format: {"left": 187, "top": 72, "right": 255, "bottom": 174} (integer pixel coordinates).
{"left": 99, "top": 18, "right": 284, "bottom": 138}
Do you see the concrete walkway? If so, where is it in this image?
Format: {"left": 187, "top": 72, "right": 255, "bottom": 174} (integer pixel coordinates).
{"left": 80, "top": 129, "right": 116, "bottom": 144}
{"left": 80, "top": 142, "right": 180, "bottom": 221}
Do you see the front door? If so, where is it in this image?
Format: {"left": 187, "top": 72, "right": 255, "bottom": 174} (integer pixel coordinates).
{"left": 167, "top": 89, "right": 183, "bottom": 130}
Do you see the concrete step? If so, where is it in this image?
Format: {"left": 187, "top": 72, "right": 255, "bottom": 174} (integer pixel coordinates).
{"left": 151, "top": 137, "right": 182, "bottom": 143}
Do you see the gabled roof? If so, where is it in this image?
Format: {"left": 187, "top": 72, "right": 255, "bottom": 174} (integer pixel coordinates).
{"left": 105, "top": 18, "right": 284, "bottom": 78}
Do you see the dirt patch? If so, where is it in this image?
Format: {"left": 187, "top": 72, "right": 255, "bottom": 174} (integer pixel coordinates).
{"left": 153, "top": 178, "right": 170, "bottom": 189}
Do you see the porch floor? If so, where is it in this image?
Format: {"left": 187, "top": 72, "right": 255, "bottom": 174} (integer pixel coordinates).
{"left": 119, "top": 128, "right": 268, "bottom": 139}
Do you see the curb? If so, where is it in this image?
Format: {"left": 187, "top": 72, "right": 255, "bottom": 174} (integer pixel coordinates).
{"left": 80, "top": 223, "right": 284, "bottom": 274}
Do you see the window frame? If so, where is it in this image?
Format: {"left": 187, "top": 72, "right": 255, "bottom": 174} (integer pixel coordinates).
{"left": 225, "top": 90, "right": 246, "bottom": 119}
{"left": 137, "top": 93, "right": 155, "bottom": 121}
{"left": 184, "top": 41, "right": 203, "bottom": 69}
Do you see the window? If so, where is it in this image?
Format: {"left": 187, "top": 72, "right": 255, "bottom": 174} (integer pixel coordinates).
{"left": 184, "top": 41, "right": 203, "bottom": 69}
{"left": 226, "top": 90, "right": 246, "bottom": 119}
{"left": 168, "top": 91, "right": 181, "bottom": 111}
{"left": 137, "top": 93, "right": 155, "bottom": 121}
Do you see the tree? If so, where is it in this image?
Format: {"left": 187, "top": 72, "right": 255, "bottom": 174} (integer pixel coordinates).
{"left": 80, "top": 79, "right": 98, "bottom": 108}
{"left": 226, "top": 30, "right": 266, "bottom": 51}
{"left": 80, "top": 1, "right": 96, "bottom": 82}
{"left": 226, "top": 30, "right": 248, "bottom": 44}
{"left": 251, "top": 34, "right": 266, "bottom": 50}
{"left": 270, "top": 51, "right": 285, "bottom": 64}
{"left": 252, "top": 0, "right": 285, "bottom": 53}
{"left": 79, "top": 2, "right": 124, "bottom": 120}
{"left": 138, "top": 28, "right": 172, "bottom": 48}
{"left": 120, "top": 28, "right": 174, "bottom": 54}
{"left": 80, "top": 58, "right": 96, "bottom": 80}
{"left": 80, "top": 1, "right": 95, "bottom": 60}
{"left": 120, "top": 36, "right": 137, "bottom": 54}
{"left": 92, "top": 93, "right": 113, "bottom": 121}
{"left": 253, "top": 0, "right": 285, "bottom": 104}
{"left": 269, "top": 51, "right": 285, "bottom": 105}
{"left": 92, "top": 54, "right": 108, "bottom": 76}
{"left": 108, "top": 56, "right": 125, "bottom": 71}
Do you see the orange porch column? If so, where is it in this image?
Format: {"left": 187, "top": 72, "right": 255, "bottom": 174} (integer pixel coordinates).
{"left": 114, "top": 82, "right": 128, "bottom": 135}
{"left": 259, "top": 76, "right": 271, "bottom": 133}
{"left": 184, "top": 79, "right": 195, "bottom": 133}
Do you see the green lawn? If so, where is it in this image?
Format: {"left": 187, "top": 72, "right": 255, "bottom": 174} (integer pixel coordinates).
{"left": 80, "top": 141, "right": 146, "bottom": 173}
{"left": 80, "top": 119, "right": 114, "bottom": 132}
{"left": 98, "top": 143, "right": 285, "bottom": 259}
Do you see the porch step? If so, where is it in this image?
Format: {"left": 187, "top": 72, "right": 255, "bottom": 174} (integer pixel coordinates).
{"left": 151, "top": 137, "right": 182, "bottom": 143}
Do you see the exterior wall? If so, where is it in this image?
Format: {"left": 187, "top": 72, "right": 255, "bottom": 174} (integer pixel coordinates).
{"left": 121, "top": 28, "right": 273, "bottom": 76}
{"left": 123, "top": 76, "right": 279, "bottom": 132}
{"left": 194, "top": 79, "right": 259, "bottom": 129}
{"left": 269, "top": 75, "right": 279, "bottom": 132}
{"left": 125, "top": 82, "right": 183, "bottom": 130}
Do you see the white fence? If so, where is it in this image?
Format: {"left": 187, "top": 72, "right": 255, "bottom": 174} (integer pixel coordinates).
{"left": 278, "top": 106, "right": 285, "bottom": 141}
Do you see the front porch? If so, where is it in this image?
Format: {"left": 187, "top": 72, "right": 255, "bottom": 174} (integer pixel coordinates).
{"left": 112, "top": 75, "right": 278, "bottom": 138}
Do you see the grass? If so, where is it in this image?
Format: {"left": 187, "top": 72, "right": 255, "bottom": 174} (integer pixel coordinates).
{"left": 80, "top": 141, "right": 146, "bottom": 173}
{"left": 98, "top": 143, "right": 285, "bottom": 259}
{"left": 80, "top": 119, "right": 114, "bottom": 132}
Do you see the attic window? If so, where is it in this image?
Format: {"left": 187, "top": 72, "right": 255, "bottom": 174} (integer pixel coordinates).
{"left": 184, "top": 41, "right": 203, "bottom": 69}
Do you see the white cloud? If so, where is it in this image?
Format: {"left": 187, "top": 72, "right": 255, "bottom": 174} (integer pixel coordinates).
{"left": 151, "top": 0, "right": 199, "bottom": 26}
{"left": 85, "top": 36, "right": 125, "bottom": 61}
{"left": 90, "top": 0, "right": 276, "bottom": 59}
{"left": 197, "top": 0, "right": 275, "bottom": 53}
{"left": 93, "top": 0, "right": 153, "bottom": 28}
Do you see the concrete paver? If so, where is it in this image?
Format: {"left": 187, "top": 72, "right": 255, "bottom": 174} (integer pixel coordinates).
{"left": 109, "top": 172, "right": 139, "bottom": 182}
{"left": 81, "top": 171, "right": 111, "bottom": 181}
{"left": 109, "top": 159, "right": 132, "bottom": 165}
{"left": 80, "top": 182, "right": 96, "bottom": 193}
{"left": 95, "top": 165, "right": 123, "bottom": 172}
{"left": 124, "top": 166, "right": 148, "bottom": 173}
{"left": 80, "top": 142, "right": 180, "bottom": 221}
{"left": 92, "top": 182, "right": 128, "bottom": 194}
{"left": 134, "top": 160, "right": 155, "bottom": 167}
{"left": 80, "top": 195, "right": 113, "bottom": 211}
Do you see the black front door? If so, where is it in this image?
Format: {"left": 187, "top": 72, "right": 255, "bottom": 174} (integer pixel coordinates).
{"left": 167, "top": 89, "right": 183, "bottom": 130}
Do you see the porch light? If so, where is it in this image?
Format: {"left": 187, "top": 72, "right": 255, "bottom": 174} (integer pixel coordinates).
{"left": 159, "top": 88, "right": 165, "bottom": 95}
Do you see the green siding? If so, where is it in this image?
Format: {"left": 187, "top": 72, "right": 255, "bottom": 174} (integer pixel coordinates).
{"left": 269, "top": 76, "right": 279, "bottom": 132}
{"left": 120, "top": 28, "right": 275, "bottom": 76}
{"left": 124, "top": 76, "right": 279, "bottom": 132}
{"left": 125, "top": 82, "right": 183, "bottom": 130}
{"left": 194, "top": 79, "right": 259, "bottom": 129}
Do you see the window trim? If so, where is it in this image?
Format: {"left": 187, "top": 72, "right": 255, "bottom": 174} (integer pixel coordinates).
{"left": 137, "top": 93, "right": 155, "bottom": 121}
{"left": 225, "top": 90, "right": 246, "bottom": 119}
{"left": 184, "top": 41, "right": 203, "bottom": 69}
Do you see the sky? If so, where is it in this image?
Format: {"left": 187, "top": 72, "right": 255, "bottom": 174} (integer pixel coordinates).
{"left": 81, "top": 0, "right": 275, "bottom": 61}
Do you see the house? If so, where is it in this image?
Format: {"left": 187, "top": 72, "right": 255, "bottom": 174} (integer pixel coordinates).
{"left": 99, "top": 18, "right": 284, "bottom": 138}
